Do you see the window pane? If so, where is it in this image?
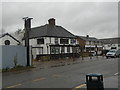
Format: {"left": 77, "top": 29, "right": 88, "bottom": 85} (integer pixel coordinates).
{"left": 37, "top": 38, "right": 44, "bottom": 44}
{"left": 61, "top": 47, "right": 65, "bottom": 53}
{"left": 60, "top": 39, "right": 69, "bottom": 44}
{"left": 71, "top": 39, "right": 76, "bottom": 44}
{"left": 67, "top": 47, "right": 70, "bottom": 53}
{"left": 50, "top": 46, "right": 60, "bottom": 54}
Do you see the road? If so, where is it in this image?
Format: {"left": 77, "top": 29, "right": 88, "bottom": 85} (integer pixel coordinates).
{"left": 2, "top": 57, "right": 118, "bottom": 88}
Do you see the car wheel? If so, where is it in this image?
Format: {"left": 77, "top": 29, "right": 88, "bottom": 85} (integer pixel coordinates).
{"left": 119, "top": 54, "right": 120, "bottom": 58}
{"left": 106, "top": 56, "right": 108, "bottom": 59}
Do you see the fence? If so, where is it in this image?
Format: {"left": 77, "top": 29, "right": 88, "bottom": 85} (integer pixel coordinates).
{"left": 0, "top": 45, "right": 31, "bottom": 69}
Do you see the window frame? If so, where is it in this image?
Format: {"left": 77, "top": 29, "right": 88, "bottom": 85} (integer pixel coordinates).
{"left": 60, "top": 38, "right": 69, "bottom": 44}
{"left": 37, "top": 38, "right": 44, "bottom": 44}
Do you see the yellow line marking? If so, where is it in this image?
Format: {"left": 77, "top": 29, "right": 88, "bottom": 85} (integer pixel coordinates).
{"left": 75, "top": 84, "right": 86, "bottom": 88}
{"left": 6, "top": 84, "right": 22, "bottom": 88}
{"left": 72, "top": 84, "right": 86, "bottom": 90}
{"left": 33, "top": 77, "right": 46, "bottom": 82}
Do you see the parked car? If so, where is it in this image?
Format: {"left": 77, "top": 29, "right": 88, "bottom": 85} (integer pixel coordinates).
{"left": 106, "top": 49, "right": 120, "bottom": 58}
{"left": 91, "top": 51, "right": 96, "bottom": 56}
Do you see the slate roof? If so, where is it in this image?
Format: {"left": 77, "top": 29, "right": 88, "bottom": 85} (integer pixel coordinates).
{"left": 0, "top": 33, "right": 21, "bottom": 44}
{"left": 28, "top": 24, "right": 75, "bottom": 39}
{"left": 100, "top": 37, "right": 120, "bottom": 44}
{"left": 76, "top": 36, "right": 101, "bottom": 42}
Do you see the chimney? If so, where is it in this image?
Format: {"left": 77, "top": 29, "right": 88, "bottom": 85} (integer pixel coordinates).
{"left": 48, "top": 18, "right": 55, "bottom": 25}
{"left": 86, "top": 35, "right": 89, "bottom": 38}
{"left": 23, "top": 17, "right": 33, "bottom": 30}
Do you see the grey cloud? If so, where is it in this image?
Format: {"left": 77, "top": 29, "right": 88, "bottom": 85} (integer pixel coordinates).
{"left": 2, "top": 2, "right": 118, "bottom": 38}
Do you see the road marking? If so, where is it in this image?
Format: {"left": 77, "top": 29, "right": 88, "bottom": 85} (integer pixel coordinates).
{"left": 75, "top": 84, "right": 86, "bottom": 88}
{"left": 33, "top": 77, "right": 46, "bottom": 82}
{"left": 114, "top": 72, "right": 119, "bottom": 76}
{"left": 72, "top": 84, "right": 86, "bottom": 90}
{"left": 6, "top": 84, "right": 22, "bottom": 88}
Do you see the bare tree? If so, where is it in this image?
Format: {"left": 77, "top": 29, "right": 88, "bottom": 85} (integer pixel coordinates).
{"left": 0, "top": 28, "right": 5, "bottom": 36}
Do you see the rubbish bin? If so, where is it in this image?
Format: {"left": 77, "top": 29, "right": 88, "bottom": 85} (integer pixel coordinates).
{"left": 86, "top": 73, "right": 104, "bottom": 90}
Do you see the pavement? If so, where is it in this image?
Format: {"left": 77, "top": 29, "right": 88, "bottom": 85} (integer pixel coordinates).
{"left": 73, "top": 74, "right": 119, "bottom": 89}
{"left": 2, "top": 56, "right": 119, "bottom": 89}
{"left": 32, "top": 56, "right": 103, "bottom": 70}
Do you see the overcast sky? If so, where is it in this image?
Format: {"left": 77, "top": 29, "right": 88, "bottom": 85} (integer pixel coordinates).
{"left": 1, "top": 1, "right": 118, "bottom": 39}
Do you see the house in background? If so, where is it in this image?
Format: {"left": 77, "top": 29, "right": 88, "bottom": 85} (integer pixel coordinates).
{"left": 0, "top": 33, "right": 21, "bottom": 45}
{"left": 23, "top": 18, "right": 80, "bottom": 60}
{"left": 100, "top": 37, "right": 120, "bottom": 50}
{"left": 76, "top": 35, "right": 103, "bottom": 55}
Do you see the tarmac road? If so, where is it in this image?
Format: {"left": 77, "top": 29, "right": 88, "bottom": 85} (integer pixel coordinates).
{"left": 2, "top": 57, "right": 119, "bottom": 88}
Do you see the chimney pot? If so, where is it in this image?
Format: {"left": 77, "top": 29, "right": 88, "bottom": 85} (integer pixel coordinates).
{"left": 86, "top": 35, "right": 89, "bottom": 38}
{"left": 48, "top": 18, "right": 55, "bottom": 25}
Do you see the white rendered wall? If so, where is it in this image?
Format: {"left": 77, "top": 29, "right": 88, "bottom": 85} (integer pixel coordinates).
{"left": 29, "top": 37, "right": 79, "bottom": 56}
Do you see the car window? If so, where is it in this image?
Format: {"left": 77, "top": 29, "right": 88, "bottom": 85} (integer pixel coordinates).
{"left": 109, "top": 50, "right": 116, "bottom": 53}
{"left": 116, "top": 50, "right": 120, "bottom": 53}
{"left": 109, "top": 49, "right": 117, "bottom": 53}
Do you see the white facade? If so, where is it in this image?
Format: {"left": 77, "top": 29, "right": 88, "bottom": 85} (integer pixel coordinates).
{"left": 84, "top": 41, "right": 103, "bottom": 55}
{"left": 103, "top": 44, "right": 120, "bottom": 50}
{"left": 0, "top": 35, "right": 20, "bottom": 45}
{"left": 28, "top": 37, "right": 79, "bottom": 59}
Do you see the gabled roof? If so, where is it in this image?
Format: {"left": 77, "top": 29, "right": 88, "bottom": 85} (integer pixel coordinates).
{"left": 28, "top": 24, "right": 75, "bottom": 39}
{"left": 0, "top": 33, "right": 21, "bottom": 44}
{"left": 76, "top": 35, "right": 100, "bottom": 42}
{"left": 100, "top": 37, "right": 120, "bottom": 44}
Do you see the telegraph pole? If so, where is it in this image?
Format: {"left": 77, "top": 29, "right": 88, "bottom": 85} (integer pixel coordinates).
{"left": 23, "top": 17, "right": 33, "bottom": 66}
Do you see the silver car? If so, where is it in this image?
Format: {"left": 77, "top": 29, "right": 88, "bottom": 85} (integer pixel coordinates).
{"left": 106, "top": 49, "right": 120, "bottom": 58}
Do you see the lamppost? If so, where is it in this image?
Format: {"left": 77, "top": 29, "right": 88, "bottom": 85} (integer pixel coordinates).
{"left": 90, "top": 41, "right": 92, "bottom": 59}
{"left": 23, "top": 17, "right": 33, "bottom": 66}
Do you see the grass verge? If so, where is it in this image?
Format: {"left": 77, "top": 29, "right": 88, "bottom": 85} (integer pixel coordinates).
{"left": 2, "top": 65, "right": 35, "bottom": 73}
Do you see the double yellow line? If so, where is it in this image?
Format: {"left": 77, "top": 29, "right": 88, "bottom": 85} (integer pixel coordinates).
{"left": 6, "top": 84, "right": 22, "bottom": 88}
{"left": 72, "top": 84, "right": 86, "bottom": 90}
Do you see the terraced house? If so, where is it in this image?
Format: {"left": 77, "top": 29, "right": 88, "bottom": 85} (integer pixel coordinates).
{"left": 100, "top": 37, "right": 120, "bottom": 50}
{"left": 76, "top": 35, "right": 103, "bottom": 55}
{"left": 25, "top": 18, "right": 80, "bottom": 60}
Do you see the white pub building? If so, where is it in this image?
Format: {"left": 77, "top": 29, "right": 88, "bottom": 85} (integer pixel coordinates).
{"left": 24, "top": 18, "right": 80, "bottom": 60}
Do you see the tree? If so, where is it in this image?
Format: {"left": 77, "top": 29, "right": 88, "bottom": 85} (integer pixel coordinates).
{"left": 0, "top": 28, "right": 5, "bottom": 36}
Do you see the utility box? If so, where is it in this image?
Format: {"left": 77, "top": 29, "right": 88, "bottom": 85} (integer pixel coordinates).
{"left": 86, "top": 73, "right": 104, "bottom": 90}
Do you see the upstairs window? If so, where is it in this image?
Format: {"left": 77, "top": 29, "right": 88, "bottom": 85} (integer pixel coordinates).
{"left": 71, "top": 39, "right": 76, "bottom": 44}
{"left": 37, "top": 38, "right": 44, "bottom": 44}
{"left": 89, "top": 41, "right": 91, "bottom": 44}
{"left": 60, "top": 39, "right": 69, "bottom": 44}
{"left": 4, "top": 40, "right": 10, "bottom": 45}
